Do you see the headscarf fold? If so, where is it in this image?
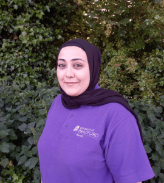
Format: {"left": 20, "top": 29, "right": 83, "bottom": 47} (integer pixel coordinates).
{"left": 57, "top": 38, "right": 143, "bottom": 141}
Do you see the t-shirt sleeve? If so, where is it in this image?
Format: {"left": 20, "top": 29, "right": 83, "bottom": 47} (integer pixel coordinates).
{"left": 104, "top": 114, "right": 155, "bottom": 183}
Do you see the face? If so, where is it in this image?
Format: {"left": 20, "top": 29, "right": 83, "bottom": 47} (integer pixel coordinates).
{"left": 57, "top": 46, "right": 90, "bottom": 96}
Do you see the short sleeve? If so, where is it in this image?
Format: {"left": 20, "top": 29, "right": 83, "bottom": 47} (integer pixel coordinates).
{"left": 105, "top": 114, "right": 155, "bottom": 183}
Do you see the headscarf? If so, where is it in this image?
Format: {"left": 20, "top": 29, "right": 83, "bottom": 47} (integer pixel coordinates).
{"left": 57, "top": 38, "right": 143, "bottom": 141}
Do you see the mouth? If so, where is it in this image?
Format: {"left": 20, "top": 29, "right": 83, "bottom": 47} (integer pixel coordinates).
{"left": 65, "top": 82, "right": 78, "bottom": 86}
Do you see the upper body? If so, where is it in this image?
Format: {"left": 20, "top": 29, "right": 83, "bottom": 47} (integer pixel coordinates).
{"left": 38, "top": 84, "right": 154, "bottom": 183}
{"left": 38, "top": 39, "right": 154, "bottom": 183}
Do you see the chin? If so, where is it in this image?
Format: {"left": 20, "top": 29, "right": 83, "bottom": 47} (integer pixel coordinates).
{"left": 66, "top": 92, "right": 79, "bottom": 96}
{"left": 64, "top": 89, "right": 81, "bottom": 96}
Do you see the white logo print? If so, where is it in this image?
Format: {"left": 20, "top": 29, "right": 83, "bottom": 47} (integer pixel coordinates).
{"left": 73, "top": 126, "right": 99, "bottom": 139}
{"left": 73, "top": 126, "right": 80, "bottom": 131}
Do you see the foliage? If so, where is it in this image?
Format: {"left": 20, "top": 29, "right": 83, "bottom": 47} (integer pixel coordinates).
{"left": 1, "top": 0, "right": 164, "bottom": 182}
{"left": 128, "top": 96, "right": 164, "bottom": 183}
{"left": 70, "top": 0, "right": 164, "bottom": 103}
{"left": 1, "top": 165, "right": 26, "bottom": 183}
{"left": 0, "top": 79, "right": 60, "bottom": 182}
{"left": 0, "top": 0, "right": 77, "bottom": 86}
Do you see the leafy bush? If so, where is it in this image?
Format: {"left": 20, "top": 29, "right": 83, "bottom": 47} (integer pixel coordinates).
{"left": 128, "top": 96, "right": 164, "bottom": 182}
{"left": 0, "top": 0, "right": 77, "bottom": 86}
{"left": 0, "top": 79, "right": 60, "bottom": 183}
{"left": 71, "top": 0, "right": 164, "bottom": 103}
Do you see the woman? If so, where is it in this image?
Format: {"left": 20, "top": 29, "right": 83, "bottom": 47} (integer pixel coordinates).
{"left": 38, "top": 39, "right": 154, "bottom": 183}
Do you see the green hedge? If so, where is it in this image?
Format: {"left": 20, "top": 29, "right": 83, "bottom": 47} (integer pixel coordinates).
{"left": 1, "top": 0, "right": 164, "bottom": 182}
{"left": 0, "top": 80, "right": 164, "bottom": 182}
{"left": 78, "top": 0, "right": 164, "bottom": 103}
{"left": 0, "top": 0, "right": 77, "bottom": 86}
{"left": 0, "top": 78, "right": 60, "bottom": 183}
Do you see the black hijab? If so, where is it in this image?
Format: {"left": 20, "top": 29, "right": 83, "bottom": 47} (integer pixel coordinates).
{"left": 57, "top": 38, "right": 143, "bottom": 141}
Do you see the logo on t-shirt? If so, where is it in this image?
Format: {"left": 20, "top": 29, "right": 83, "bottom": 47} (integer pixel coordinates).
{"left": 73, "top": 126, "right": 99, "bottom": 139}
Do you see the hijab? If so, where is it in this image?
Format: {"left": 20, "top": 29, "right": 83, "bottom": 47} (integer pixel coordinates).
{"left": 57, "top": 38, "right": 143, "bottom": 141}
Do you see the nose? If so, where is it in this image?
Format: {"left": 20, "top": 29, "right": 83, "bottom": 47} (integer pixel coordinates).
{"left": 66, "top": 65, "right": 74, "bottom": 78}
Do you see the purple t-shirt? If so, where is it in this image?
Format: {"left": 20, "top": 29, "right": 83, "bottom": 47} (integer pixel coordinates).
{"left": 38, "top": 84, "right": 154, "bottom": 183}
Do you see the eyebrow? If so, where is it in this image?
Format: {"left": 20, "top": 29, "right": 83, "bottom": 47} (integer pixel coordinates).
{"left": 57, "top": 58, "right": 85, "bottom": 62}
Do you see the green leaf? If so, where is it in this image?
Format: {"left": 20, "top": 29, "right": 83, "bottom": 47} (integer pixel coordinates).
{"left": 157, "top": 136, "right": 164, "bottom": 145}
{"left": 9, "top": 129, "right": 17, "bottom": 140}
{"left": 131, "top": 39, "right": 145, "bottom": 50}
{"left": 20, "top": 145, "right": 31, "bottom": 156}
{"left": 9, "top": 144, "right": 16, "bottom": 151}
{"left": 28, "top": 137, "right": 34, "bottom": 145}
{"left": 19, "top": 116, "right": 27, "bottom": 122}
{"left": 160, "top": 95, "right": 164, "bottom": 107}
{"left": 0, "top": 100, "right": 4, "bottom": 108}
{"left": 28, "top": 122, "right": 35, "bottom": 128}
{"left": 6, "top": 119, "right": 14, "bottom": 125}
{"left": 0, "top": 124, "right": 7, "bottom": 130}
{"left": 31, "top": 146, "right": 38, "bottom": 155}
{"left": 6, "top": 106, "right": 12, "bottom": 112}
{"left": 1, "top": 158, "right": 9, "bottom": 168}
{"left": 152, "top": 166, "right": 160, "bottom": 177}
{"left": 0, "top": 142, "right": 10, "bottom": 153}
{"left": 147, "top": 110, "right": 157, "bottom": 123}
{"left": 18, "top": 123, "right": 27, "bottom": 131}
{"left": 159, "top": 173, "right": 164, "bottom": 181}
{"left": 152, "top": 153, "right": 159, "bottom": 161}
{"left": 29, "top": 157, "right": 38, "bottom": 169}
{"left": 144, "top": 144, "right": 152, "bottom": 153}
{"left": 155, "top": 141, "right": 163, "bottom": 155}
{"left": 36, "top": 118, "right": 45, "bottom": 128}
{"left": 18, "top": 155, "right": 27, "bottom": 165}
{"left": 26, "top": 151, "right": 33, "bottom": 157}
{"left": 12, "top": 174, "right": 19, "bottom": 181}
{"left": 25, "top": 157, "right": 38, "bottom": 169}
{"left": 39, "top": 109, "right": 46, "bottom": 115}
{"left": 24, "top": 158, "right": 30, "bottom": 168}
{"left": 0, "top": 130, "right": 9, "bottom": 138}
{"left": 154, "top": 106, "right": 163, "bottom": 113}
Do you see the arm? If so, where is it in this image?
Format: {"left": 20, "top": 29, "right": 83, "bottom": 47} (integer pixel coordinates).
{"left": 41, "top": 179, "right": 42, "bottom": 183}
{"left": 105, "top": 111, "right": 154, "bottom": 182}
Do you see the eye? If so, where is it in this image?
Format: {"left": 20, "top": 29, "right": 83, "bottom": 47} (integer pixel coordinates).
{"left": 74, "top": 64, "right": 82, "bottom": 68}
{"left": 57, "top": 64, "right": 65, "bottom": 68}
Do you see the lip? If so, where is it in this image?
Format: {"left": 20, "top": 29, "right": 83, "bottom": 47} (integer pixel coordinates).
{"left": 65, "top": 82, "right": 78, "bottom": 84}
{"left": 65, "top": 82, "right": 78, "bottom": 85}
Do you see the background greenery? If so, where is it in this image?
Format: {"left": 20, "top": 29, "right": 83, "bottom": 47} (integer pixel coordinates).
{"left": 0, "top": 0, "right": 164, "bottom": 182}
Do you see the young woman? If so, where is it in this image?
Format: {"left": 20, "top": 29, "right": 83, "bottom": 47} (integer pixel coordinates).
{"left": 38, "top": 39, "right": 154, "bottom": 183}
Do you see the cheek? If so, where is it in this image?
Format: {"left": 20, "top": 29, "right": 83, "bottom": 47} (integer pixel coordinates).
{"left": 77, "top": 69, "right": 90, "bottom": 83}
{"left": 57, "top": 69, "right": 63, "bottom": 82}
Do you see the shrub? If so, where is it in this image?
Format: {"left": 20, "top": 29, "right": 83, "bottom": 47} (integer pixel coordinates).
{"left": 0, "top": 0, "right": 77, "bottom": 86}
{"left": 128, "top": 96, "right": 164, "bottom": 182}
{"left": 72, "top": 0, "right": 164, "bottom": 103}
{"left": 0, "top": 78, "right": 60, "bottom": 183}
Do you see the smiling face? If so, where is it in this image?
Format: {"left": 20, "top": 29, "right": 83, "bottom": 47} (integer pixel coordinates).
{"left": 57, "top": 46, "right": 90, "bottom": 96}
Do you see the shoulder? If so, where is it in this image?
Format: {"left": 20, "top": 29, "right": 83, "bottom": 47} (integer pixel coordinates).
{"left": 101, "top": 103, "right": 138, "bottom": 143}
{"left": 103, "top": 103, "right": 140, "bottom": 148}
{"left": 51, "top": 94, "right": 62, "bottom": 107}
{"left": 47, "top": 94, "right": 62, "bottom": 117}
{"left": 101, "top": 102, "right": 135, "bottom": 124}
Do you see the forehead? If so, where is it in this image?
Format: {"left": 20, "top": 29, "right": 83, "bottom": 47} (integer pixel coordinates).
{"left": 58, "top": 46, "right": 88, "bottom": 61}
